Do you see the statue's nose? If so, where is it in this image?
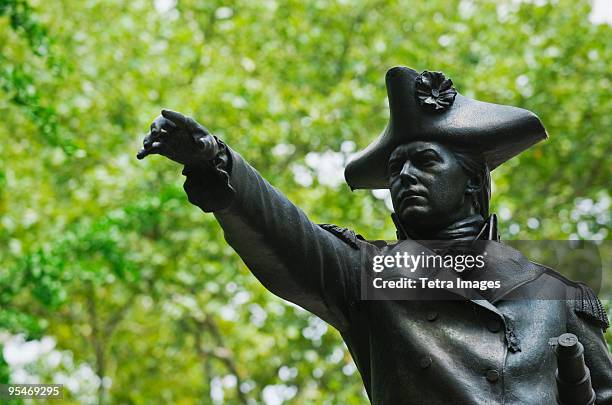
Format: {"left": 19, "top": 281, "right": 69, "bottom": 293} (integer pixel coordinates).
{"left": 400, "top": 161, "right": 418, "bottom": 185}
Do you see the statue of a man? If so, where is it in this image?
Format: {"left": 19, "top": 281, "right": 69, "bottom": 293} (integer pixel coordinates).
{"left": 137, "top": 66, "right": 612, "bottom": 403}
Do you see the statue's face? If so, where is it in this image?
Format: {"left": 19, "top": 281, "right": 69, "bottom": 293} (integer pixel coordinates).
{"left": 388, "top": 141, "right": 472, "bottom": 231}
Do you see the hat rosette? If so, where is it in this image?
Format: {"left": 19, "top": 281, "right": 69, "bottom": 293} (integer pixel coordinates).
{"left": 415, "top": 71, "right": 457, "bottom": 111}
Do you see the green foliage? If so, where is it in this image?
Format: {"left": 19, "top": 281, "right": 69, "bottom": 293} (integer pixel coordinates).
{"left": 0, "top": 0, "right": 68, "bottom": 151}
{"left": 0, "top": 0, "right": 610, "bottom": 403}
{"left": 0, "top": 345, "right": 8, "bottom": 384}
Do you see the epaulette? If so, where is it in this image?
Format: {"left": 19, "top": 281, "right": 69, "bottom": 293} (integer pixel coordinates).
{"left": 574, "top": 283, "right": 609, "bottom": 331}
{"left": 318, "top": 224, "right": 363, "bottom": 250}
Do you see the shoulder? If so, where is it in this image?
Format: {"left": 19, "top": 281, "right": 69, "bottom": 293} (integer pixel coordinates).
{"left": 530, "top": 262, "right": 609, "bottom": 331}
{"left": 317, "top": 224, "right": 365, "bottom": 249}
{"left": 530, "top": 262, "right": 579, "bottom": 287}
{"left": 571, "top": 282, "right": 610, "bottom": 331}
{"left": 317, "top": 224, "right": 389, "bottom": 250}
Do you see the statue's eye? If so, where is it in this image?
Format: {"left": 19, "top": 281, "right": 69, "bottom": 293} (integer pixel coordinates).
{"left": 388, "top": 161, "right": 403, "bottom": 176}
{"left": 418, "top": 158, "right": 435, "bottom": 167}
{"left": 415, "top": 151, "right": 439, "bottom": 167}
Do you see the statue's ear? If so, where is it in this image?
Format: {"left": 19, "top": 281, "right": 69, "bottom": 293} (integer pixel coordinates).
{"left": 466, "top": 175, "right": 483, "bottom": 194}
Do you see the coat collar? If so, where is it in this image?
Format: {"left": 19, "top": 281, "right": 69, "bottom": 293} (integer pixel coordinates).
{"left": 392, "top": 213, "right": 494, "bottom": 241}
{"left": 388, "top": 214, "right": 542, "bottom": 303}
{"left": 389, "top": 238, "right": 544, "bottom": 304}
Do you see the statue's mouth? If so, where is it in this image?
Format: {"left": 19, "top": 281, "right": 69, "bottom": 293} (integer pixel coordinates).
{"left": 400, "top": 188, "right": 427, "bottom": 199}
{"left": 398, "top": 189, "right": 428, "bottom": 209}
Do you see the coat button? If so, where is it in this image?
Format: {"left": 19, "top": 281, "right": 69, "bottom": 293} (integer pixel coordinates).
{"left": 420, "top": 356, "right": 432, "bottom": 369}
{"left": 486, "top": 369, "right": 500, "bottom": 382}
{"left": 486, "top": 319, "right": 502, "bottom": 333}
{"left": 426, "top": 311, "right": 438, "bottom": 321}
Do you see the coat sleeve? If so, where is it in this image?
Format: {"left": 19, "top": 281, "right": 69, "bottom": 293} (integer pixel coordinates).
{"left": 566, "top": 284, "right": 612, "bottom": 403}
{"left": 180, "top": 141, "right": 362, "bottom": 332}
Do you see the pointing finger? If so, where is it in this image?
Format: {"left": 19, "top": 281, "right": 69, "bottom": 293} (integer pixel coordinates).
{"left": 137, "top": 147, "right": 151, "bottom": 160}
{"left": 136, "top": 141, "right": 165, "bottom": 160}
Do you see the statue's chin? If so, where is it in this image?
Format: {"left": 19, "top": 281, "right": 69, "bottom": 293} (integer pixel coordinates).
{"left": 398, "top": 206, "right": 435, "bottom": 229}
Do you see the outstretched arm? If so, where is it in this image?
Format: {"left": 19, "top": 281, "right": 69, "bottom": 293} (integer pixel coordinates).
{"left": 138, "top": 110, "right": 362, "bottom": 331}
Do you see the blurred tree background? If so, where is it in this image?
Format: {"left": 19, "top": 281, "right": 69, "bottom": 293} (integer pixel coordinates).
{"left": 0, "top": 0, "right": 610, "bottom": 403}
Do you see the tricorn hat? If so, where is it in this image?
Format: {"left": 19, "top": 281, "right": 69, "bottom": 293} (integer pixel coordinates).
{"left": 344, "top": 66, "right": 548, "bottom": 190}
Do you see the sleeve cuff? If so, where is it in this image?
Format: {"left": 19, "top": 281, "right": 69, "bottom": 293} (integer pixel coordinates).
{"left": 181, "top": 137, "right": 236, "bottom": 212}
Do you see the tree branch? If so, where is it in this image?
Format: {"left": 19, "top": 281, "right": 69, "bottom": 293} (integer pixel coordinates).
{"left": 189, "top": 314, "right": 247, "bottom": 404}
{"left": 85, "top": 282, "right": 106, "bottom": 405}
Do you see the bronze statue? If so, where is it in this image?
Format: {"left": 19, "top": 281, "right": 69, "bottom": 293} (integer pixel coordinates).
{"left": 137, "top": 66, "right": 612, "bottom": 404}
